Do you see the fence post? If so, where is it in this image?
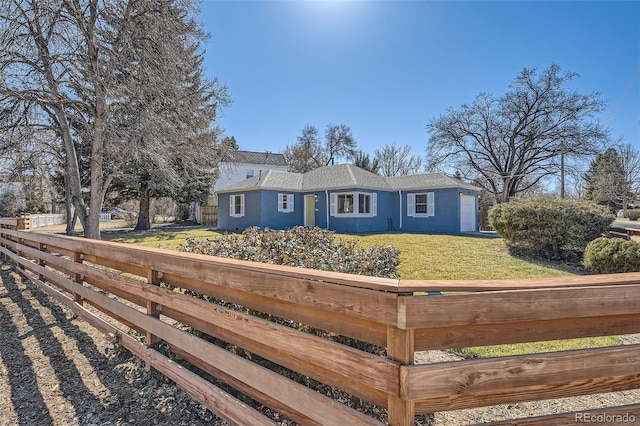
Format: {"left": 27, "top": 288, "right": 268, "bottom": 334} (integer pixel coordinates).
{"left": 145, "top": 269, "right": 161, "bottom": 372}
{"left": 38, "top": 243, "right": 46, "bottom": 281}
{"left": 146, "top": 269, "right": 161, "bottom": 345}
{"left": 17, "top": 213, "right": 30, "bottom": 230}
{"left": 73, "top": 252, "right": 84, "bottom": 305}
{"left": 387, "top": 325, "right": 415, "bottom": 426}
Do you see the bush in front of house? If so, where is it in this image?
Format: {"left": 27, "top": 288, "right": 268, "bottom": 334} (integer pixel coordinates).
{"left": 583, "top": 237, "right": 640, "bottom": 274}
{"left": 179, "top": 226, "right": 400, "bottom": 354}
{"left": 625, "top": 209, "right": 640, "bottom": 221}
{"left": 180, "top": 226, "right": 400, "bottom": 278}
{"left": 488, "top": 199, "right": 614, "bottom": 258}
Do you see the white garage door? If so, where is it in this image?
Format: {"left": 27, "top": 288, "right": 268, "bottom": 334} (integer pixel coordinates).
{"left": 460, "top": 195, "right": 476, "bottom": 232}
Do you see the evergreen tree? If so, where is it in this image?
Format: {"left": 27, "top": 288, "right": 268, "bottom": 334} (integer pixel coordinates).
{"left": 585, "top": 148, "right": 628, "bottom": 212}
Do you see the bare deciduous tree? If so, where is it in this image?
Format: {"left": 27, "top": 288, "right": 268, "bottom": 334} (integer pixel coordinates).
{"left": 374, "top": 142, "right": 423, "bottom": 177}
{"left": 426, "top": 64, "right": 607, "bottom": 203}
{"left": 284, "top": 123, "right": 357, "bottom": 172}
{"left": 0, "top": 0, "right": 227, "bottom": 238}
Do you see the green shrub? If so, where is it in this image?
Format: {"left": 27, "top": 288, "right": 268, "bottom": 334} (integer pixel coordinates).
{"left": 489, "top": 199, "right": 614, "bottom": 258}
{"left": 625, "top": 209, "right": 640, "bottom": 221}
{"left": 583, "top": 237, "right": 640, "bottom": 274}
{"left": 180, "top": 226, "right": 400, "bottom": 278}
{"left": 178, "top": 226, "right": 399, "bottom": 355}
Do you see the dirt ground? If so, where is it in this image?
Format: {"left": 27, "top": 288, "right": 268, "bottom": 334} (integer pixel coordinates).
{"left": 0, "top": 260, "right": 225, "bottom": 426}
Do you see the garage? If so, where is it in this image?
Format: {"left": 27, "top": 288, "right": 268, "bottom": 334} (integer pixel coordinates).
{"left": 460, "top": 194, "right": 477, "bottom": 232}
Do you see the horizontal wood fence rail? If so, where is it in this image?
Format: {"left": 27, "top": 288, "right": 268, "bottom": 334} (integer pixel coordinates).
{"left": 0, "top": 222, "right": 639, "bottom": 425}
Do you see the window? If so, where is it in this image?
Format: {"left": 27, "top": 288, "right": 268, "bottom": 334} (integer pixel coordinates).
{"left": 246, "top": 169, "right": 255, "bottom": 179}
{"left": 229, "top": 194, "right": 245, "bottom": 217}
{"left": 278, "top": 193, "right": 294, "bottom": 213}
{"left": 415, "top": 194, "right": 428, "bottom": 214}
{"left": 330, "top": 192, "right": 377, "bottom": 217}
{"left": 408, "top": 192, "right": 434, "bottom": 217}
{"left": 358, "top": 193, "right": 371, "bottom": 214}
{"left": 338, "top": 194, "right": 354, "bottom": 214}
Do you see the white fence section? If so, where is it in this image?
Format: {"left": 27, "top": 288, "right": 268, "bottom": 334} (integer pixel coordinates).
{"left": 100, "top": 212, "right": 112, "bottom": 222}
{"left": 29, "top": 213, "right": 65, "bottom": 229}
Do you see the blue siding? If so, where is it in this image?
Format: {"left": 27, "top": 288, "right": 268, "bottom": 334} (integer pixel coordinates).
{"left": 218, "top": 191, "right": 263, "bottom": 231}
{"left": 326, "top": 190, "right": 396, "bottom": 233}
{"left": 218, "top": 187, "right": 479, "bottom": 234}
{"left": 401, "top": 188, "right": 478, "bottom": 234}
{"left": 260, "top": 190, "right": 304, "bottom": 230}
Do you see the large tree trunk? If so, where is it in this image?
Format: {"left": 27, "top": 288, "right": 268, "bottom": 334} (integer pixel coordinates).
{"left": 135, "top": 183, "right": 152, "bottom": 231}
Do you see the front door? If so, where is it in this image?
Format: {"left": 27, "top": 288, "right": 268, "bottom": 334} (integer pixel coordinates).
{"left": 304, "top": 195, "right": 315, "bottom": 227}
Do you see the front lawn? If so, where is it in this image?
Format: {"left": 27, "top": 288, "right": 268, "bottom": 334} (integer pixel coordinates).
{"left": 98, "top": 227, "right": 620, "bottom": 357}
{"left": 103, "top": 228, "right": 575, "bottom": 280}
{"left": 351, "top": 233, "right": 576, "bottom": 280}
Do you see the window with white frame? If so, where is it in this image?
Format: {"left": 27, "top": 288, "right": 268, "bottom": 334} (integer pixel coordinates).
{"left": 278, "top": 193, "right": 294, "bottom": 213}
{"left": 407, "top": 192, "right": 434, "bottom": 217}
{"left": 358, "top": 193, "right": 372, "bottom": 214}
{"left": 246, "top": 169, "right": 255, "bottom": 179}
{"left": 330, "top": 192, "right": 377, "bottom": 217}
{"left": 229, "top": 194, "right": 245, "bottom": 217}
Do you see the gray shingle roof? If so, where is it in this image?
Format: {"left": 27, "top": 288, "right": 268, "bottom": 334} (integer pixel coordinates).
{"left": 228, "top": 150, "right": 288, "bottom": 166}
{"left": 216, "top": 163, "right": 480, "bottom": 193}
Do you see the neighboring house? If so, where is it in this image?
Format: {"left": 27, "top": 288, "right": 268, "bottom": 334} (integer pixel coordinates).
{"left": 213, "top": 150, "right": 289, "bottom": 193}
{"left": 216, "top": 163, "right": 480, "bottom": 234}
{"left": 195, "top": 150, "right": 288, "bottom": 224}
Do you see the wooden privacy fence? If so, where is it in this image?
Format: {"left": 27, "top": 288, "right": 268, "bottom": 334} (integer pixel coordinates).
{"left": 0, "top": 220, "right": 639, "bottom": 425}
{"left": 199, "top": 204, "right": 218, "bottom": 226}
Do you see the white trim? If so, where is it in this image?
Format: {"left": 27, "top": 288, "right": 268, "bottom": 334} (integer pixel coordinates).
{"left": 427, "top": 192, "right": 435, "bottom": 216}
{"left": 229, "top": 194, "right": 245, "bottom": 217}
{"left": 332, "top": 191, "right": 377, "bottom": 218}
{"left": 408, "top": 192, "right": 435, "bottom": 218}
{"left": 278, "top": 193, "right": 294, "bottom": 213}
{"left": 399, "top": 191, "right": 402, "bottom": 229}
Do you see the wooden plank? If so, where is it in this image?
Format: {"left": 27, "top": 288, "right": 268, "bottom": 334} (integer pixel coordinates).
{"left": 6, "top": 229, "right": 400, "bottom": 324}
{"left": 81, "top": 286, "right": 385, "bottom": 425}
{"left": 13, "top": 242, "right": 147, "bottom": 307}
{"left": 162, "top": 272, "right": 388, "bottom": 346}
{"left": 82, "top": 253, "right": 149, "bottom": 280}
{"left": 169, "top": 345, "right": 323, "bottom": 425}
{"left": 414, "top": 314, "right": 640, "bottom": 350}
{"left": 7, "top": 241, "right": 395, "bottom": 402}
{"left": 402, "top": 345, "right": 640, "bottom": 412}
{"left": 399, "top": 285, "right": 640, "bottom": 328}
{"left": 398, "top": 271, "right": 640, "bottom": 292}
{"left": 54, "top": 254, "right": 398, "bottom": 397}
{"left": 163, "top": 305, "right": 391, "bottom": 407}
{"left": 5, "top": 228, "right": 399, "bottom": 290}
{"left": 16, "top": 272, "right": 277, "bottom": 426}
{"left": 479, "top": 403, "right": 640, "bottom": 425}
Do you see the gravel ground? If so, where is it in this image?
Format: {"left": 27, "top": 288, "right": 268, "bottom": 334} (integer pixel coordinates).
{"left": 0, "top": 261, "right": 223, "bottom": 426}
{"left": 1, "top": 260, "right": 638, "bottom": 425}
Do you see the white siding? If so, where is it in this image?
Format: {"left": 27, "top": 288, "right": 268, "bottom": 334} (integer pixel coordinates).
{"left": 213, "top": 162, "right": 289, "bottom": 192}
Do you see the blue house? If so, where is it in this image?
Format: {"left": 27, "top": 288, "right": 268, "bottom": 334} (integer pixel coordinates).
{"left": 216, "top": 164, "right": 481, "bottom": 234}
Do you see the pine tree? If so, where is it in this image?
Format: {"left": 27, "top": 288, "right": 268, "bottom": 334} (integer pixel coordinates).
{"left": 585, "top": 148, "right": 628, "bottom": 212}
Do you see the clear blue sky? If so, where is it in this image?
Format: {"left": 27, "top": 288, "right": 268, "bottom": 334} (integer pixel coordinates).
{"left": 199, "top": 1, "right": 640, "bottom": 159}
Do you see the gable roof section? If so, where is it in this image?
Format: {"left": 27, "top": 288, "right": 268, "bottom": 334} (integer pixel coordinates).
{"left": 302, "top": 163, "right": 390, "bottom": 191}
{"left": 216, "top": 163, "right": 480, "bottom": 193}
{"left": 226, "top": 150, "right": 288, "bottom": 166}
